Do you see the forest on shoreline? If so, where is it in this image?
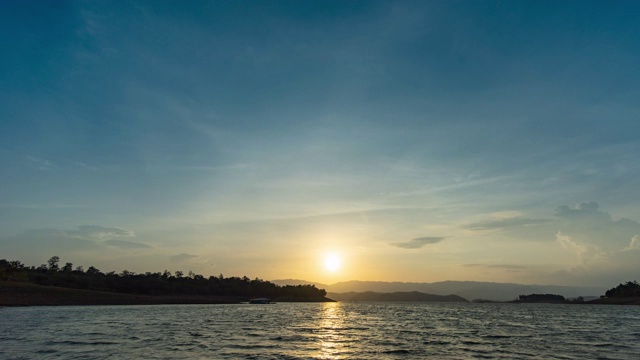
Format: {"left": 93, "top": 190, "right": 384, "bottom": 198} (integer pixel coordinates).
{"left": 2, "top": 256, "right": 639, "bottom": 306}
{"left": 0, "top": 256, "right": 330, "bottom": 304}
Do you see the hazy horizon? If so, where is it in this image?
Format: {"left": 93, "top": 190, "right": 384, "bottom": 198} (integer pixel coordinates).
{"left": 2, "top": 1, "right": 639, "bottom": 288}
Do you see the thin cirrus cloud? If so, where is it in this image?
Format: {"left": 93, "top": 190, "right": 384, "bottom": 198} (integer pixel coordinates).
{"left": 171, "top": 253, "right": 199, "bottom": 262}
{"left": 8, "top": 225, "right": 135, "bottom": 243}
{"left": 102, "top": 239, "right": 152, "bottom": 249}
{"left": 1, "top": 225, "right": 147, "bottom": 258}
{"left": 391, "top": 237, "right": 446, "bottom": 249}
{"left": 463, "top": 264, "right": 528, "bottom": 270}
{"left": 464, "top": 217, "right": 554, "bottom": 231}
{"left": 25, "top": 155, "right": 55, "bottom": 171}
{"left": 68, "top": 225, "right": 135, "bottom": 240}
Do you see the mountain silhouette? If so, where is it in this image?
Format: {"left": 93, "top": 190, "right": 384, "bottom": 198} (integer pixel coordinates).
{"left": 271, "top": 279, "right": 604, "bottom": 301}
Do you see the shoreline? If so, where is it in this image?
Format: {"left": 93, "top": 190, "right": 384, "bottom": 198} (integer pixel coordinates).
{"left": 0, "top": 281, "right": 334, "bottom": 307}
{"left": 3, "top": 281, "right": 636, "bottom": 307}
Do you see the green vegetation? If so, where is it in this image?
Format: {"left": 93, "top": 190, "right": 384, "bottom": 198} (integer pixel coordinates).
{"left": 0, "top": 256, "right": 329, "bottom": 303}
{"left": 605, "top": 281, "right": 640, "bottom": 298}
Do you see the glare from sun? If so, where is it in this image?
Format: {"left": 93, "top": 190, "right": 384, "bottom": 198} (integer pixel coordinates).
{"left": 323, "top": 254, "right": 342, "bottom": 273}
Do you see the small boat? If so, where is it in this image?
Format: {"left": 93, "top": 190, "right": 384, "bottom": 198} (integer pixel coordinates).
{"left": 249, "top": 298, "right": 272, "bottom": 304}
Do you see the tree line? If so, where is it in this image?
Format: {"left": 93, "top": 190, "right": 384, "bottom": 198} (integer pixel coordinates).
{"left": 517, "top": 294, "right": 566, "bottom": 303}
{"left": 0, "top": 256, "right": 327, "bottom": 300}
{"left": 605, "top": 281, "right": 640, "bottom": 298}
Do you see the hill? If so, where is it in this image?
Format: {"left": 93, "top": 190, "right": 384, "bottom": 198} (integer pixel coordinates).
{"left": 0, "top": 281, "right": 240, "bottom": 306}
{"left": 328, "top": 291, "right": 468, "bottom": 302}
{"left": 272, "top": 279, "right": 604, "bottom": 301}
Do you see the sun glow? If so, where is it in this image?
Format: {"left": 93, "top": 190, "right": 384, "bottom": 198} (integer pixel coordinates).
{"left": 323, "top": 254, "right": 342, "bottom": 273}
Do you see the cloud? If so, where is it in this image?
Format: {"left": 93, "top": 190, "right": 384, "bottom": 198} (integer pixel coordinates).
{"left": 4, "top": 228, "right": 101, "bottom": 252}
{"left": 25, "top": 155, "right": 56, "bottom": 171}
{"left": 68, "top": 225, "right": 135, "bottom": 240}
{"left": 552, "top": 246, "right": 640, "bottom": 287}
{"left": 463, "top": 264, "right": 527, "bottom": 270}
{"left": 552, "top": 202, "right": 640, "bottom": 285}
{"left": 488, "top": 264, "right": 527, "bottom": 270}
{"left": 554, "top": 202, "right": 640, "bottom": 252}
{"left": 0, "top": 225, "right": 140, "bottom": 260}
{"left": 102, "top": 239, "right": 152, "bottom": 249}
{"left": 464, "top": 217, "right": 553, "bottom": 231}
{"left": 171, "top": 253, "right": 198, "bottom": 262}
{"left": 555, "top": 231, "right": 598, "bottom": 262}
{"left": 69, "top": 160, "right": 101, "bottom": 172}
{"left": 626, "top": 235, "right": 640, "bottom": 251}
{"left": 391, "top": 236, "right": 445, "bottom": 249}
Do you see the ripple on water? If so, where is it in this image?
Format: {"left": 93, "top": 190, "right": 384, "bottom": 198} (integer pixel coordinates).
{"left": 1, "top": 303, "right": 639, "bottom": 359}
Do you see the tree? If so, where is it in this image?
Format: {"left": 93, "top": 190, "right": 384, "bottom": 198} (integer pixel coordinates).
{"left": 0, "top": 256, "right": 330, "bottom": 301}
{"left": 47, "top": 256, "right": 60, "bottom": 271}
{"left": 86, "top": 266, "right": 101, "bottom": 275}
{"left": 36, "top": 264, "right": 48, "bottom": 272}
{"left": 8, "top": 260, "right": 25, "bottom": 271}
{"left": 120, "top": 270, "right": 134, "bottom": 277}
{"left": 161, "top": 269, "right": 172, "bottom": 279}
{"left": 61, "top": 262, "right": 73, "bottom": 272}
{"left": 605, "top": 281, "right": 640, "bottom": 298}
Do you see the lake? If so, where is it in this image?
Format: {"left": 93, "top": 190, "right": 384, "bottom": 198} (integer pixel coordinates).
{"left": 1, "top": 302, "right": 639, "bottom": 359}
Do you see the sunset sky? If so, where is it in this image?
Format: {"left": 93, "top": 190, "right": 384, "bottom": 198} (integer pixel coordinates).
{"left": 2, "top": 1, "right": 639, "bottom": 287}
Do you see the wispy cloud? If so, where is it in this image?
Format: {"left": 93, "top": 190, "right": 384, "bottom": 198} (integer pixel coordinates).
{"left": 69, "top": 160, "right": 101, "bottom": 171}
{"left": 391, "top": 237, "right": 446, "bottom": 249}
{"left": 0, "top": 203, "right": 89, "bottom": 209}
{"left": 26, "top": 155, "right": 55, "bottom": 171}
{"left": 625, "top": 235, "right": 640, "bottom": 251}
{"left": 463, "top": 264, "right": 527, "bottom": 270}
{"left": 171, "top": 253, "right": 198, "bottom": 262}
{"left": 103, "top": 239, "right": 152, "bottom": 249}
{"left": 68, "top": 225, "right": 135, "bottom": 240}
{"left": 0, "top": 225, "right": 141, "bottom": 257}
{"left": 464, "top": 217, "right": 553, "bottom": 231}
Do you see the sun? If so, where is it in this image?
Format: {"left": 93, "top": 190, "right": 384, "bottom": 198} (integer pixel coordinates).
{"left": 323, "top": 254, "right": 342, "bottom": 273}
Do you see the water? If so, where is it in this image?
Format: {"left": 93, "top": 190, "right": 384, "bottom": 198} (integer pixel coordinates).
{"left": 1, "top": 302, "right": 639, "bottom": 359}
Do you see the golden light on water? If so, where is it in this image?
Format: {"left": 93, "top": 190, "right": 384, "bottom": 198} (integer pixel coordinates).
{"left": 316, "top": 302, "right": 346, "bottom": 359}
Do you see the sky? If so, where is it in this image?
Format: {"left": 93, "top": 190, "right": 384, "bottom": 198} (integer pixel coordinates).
{"left": 1, "top": 1, "right": 639, "bottom": 287}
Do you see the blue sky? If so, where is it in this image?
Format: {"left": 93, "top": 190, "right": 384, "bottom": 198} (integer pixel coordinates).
{"left": 1, "top": 1, "right": 639, "bottom": 287}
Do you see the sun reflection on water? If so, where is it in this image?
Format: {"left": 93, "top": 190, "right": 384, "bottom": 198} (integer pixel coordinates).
{"left": 315, "top": 302, "right": 348, "bottom": 359}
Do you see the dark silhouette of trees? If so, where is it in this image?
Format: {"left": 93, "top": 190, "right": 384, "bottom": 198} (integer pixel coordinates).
{"left": 0, "top": 259, "right": 28, "bottom": 282}
{"left": 605, "top": 281, "right": 640, "bottom": 298}
{"left": 61, "top": 262, "right": 73, "bottom": 273}
{"left": 0, "top": 256, "right": 328, "bottom": 301}
{"left": 517, "top": 294, "right": 566, "bottom": 303}
{"left": 47, "top": 256, "right": 60, "bottom": 271}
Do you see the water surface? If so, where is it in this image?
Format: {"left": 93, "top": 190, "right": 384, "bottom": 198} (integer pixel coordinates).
{"left": 2, "top": 302, "right": 639, "bottom": 359}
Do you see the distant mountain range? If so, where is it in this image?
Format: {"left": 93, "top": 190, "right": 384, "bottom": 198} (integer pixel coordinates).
{"left": 330, "top": 291, "right": 467, "bottom": 302}
{"left": 271, "top": 279, "right": 606, "bottom": 301}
